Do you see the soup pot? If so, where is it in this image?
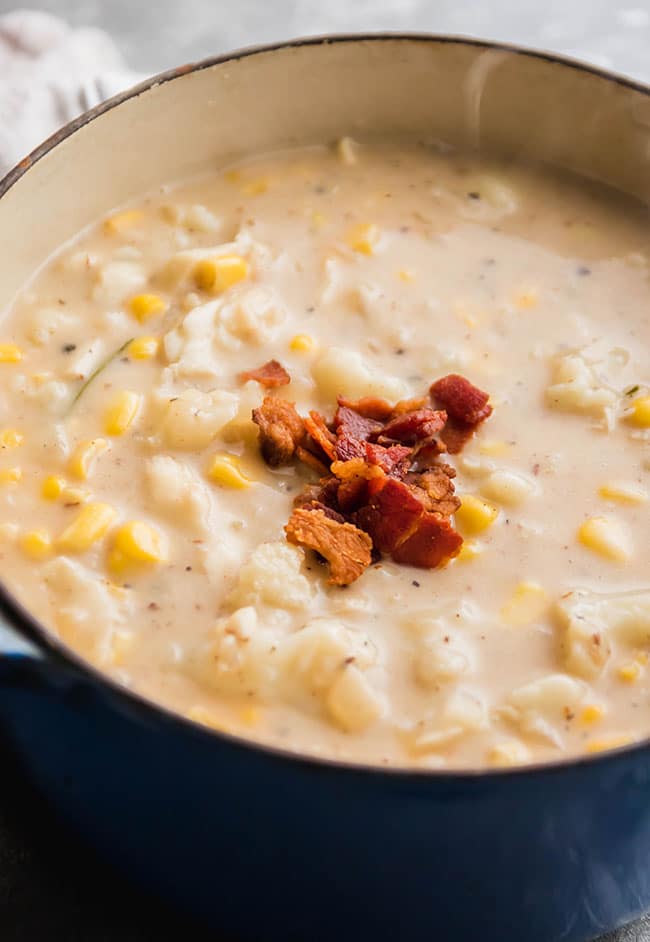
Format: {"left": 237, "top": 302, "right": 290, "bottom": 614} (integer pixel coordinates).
{"left": 1, "top": 35, "right": 650, "bottom": 942}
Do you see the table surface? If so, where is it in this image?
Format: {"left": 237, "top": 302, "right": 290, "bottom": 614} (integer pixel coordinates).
{"left": 2, "top": 0, "right": 650, "bottom": 938}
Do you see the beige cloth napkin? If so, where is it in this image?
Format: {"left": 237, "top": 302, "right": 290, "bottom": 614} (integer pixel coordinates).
{"left": 0, "top": 8, "right": 142, "bottom": 176}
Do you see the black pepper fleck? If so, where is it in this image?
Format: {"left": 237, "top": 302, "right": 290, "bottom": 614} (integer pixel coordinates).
{"left": 62, "top": 343, "right": 76, "bottom": 353}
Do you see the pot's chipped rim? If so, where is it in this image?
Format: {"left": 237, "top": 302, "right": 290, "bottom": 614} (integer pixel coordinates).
{"left": 1, "top": 32, "right": 649, "bottom": 781}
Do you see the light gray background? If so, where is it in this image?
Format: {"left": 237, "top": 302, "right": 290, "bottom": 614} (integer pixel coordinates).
{"left": 1, "top": 1, "right": 650, "bottom": 940}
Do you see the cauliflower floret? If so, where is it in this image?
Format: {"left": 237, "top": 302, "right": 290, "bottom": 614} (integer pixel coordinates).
{"left": 158, "top": 387, "right": 238, "bottom": 450}
{"left": 92, "top": 260, "right": 146, "bottom": 305}
{"left": 164, "top": 288, "right": 287, "bottom": 377}
{"left": 284, "top": 618, "right": 377, "bottom": 695}
{"left": 43, "top": 558, "right": 132, "bottom": 666}
{"left": 414, "top": 630, "right": 474, "bottom": 688}
{"left": 556, "top": 589, "right": 650, "bottom": 678}
{"left": 144, "top": 455, "right": 214, "bottom": 530}
{"left": 325, "top": 665, "right": 384, "bottom": 732}
{"left": 546, "top": 353, "right": 617, "bottom": 418}
{"left": 229, "top": 541, "right": 313, "bottom": 611}
{"left": 191, "top": 606, "right": 281, "bottom": 697}
{"left": 505, "top": 673, "right": 587, "bottom": 746}
{"left": 312, "top": 347, "right": 408, "bottom": 401}
{"left": 406, "top": 688, "right": 487, "bottom": 755}
{"left": 27, "top": 307, "right": 80, "bottom": 347}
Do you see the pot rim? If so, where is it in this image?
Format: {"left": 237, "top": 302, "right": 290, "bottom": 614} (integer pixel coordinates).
{"left": 1, "top": 31, "right": 648, "bottom": 783}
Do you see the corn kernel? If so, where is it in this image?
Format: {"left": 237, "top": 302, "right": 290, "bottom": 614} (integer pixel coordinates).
{"left": 68, "top": 438, "right": 109, "bottom": 480}
{"left": 455, "top": 495, "right": 499, "bottom": 535}
{"left": 311, "top": 211, "right": 326, "bottom": 229}
{"left": 20, "top": 529, "right": 52, "bottom": 559}
{"left": 618, "top": 661, "right": 642, "bottom": 683}
{"left": 0, "top": 467, "right": 21, "bottom": 484}
{"left": 397, "top": 269, "right": 415, "bottom": 282}
{"left": 186, "top": 705, "right": 229, "bottom": 731}
{"left": 479, "top": 440, "right": 510, "bottom": 457}
{"left": 206, "top": 454, "right": 251, "bottom": 490}
{"left": 455, "top": 540, "right": 481, "bottom": 563}
{"left": 108, "top": 520, "right": 166, "bottom": 573}
{"left": 577, "top": 516, "right": 630, "bottom": 562}
{"left": 127, "top": 335, "right": 159, "bottom": 360}
{"left": 636, "top": 651, "right": 649, "bottom": 666}
{"left": 239, "top": 705, "right": 259, "bottom": 727}
{"left": 336, "top": 136, "right": 359, "bottom": 165}
{"left": 289, "top": 334, "right": 316, "bottom": 353}
{"left": 0, "top": 429, "right": 24, "bottom": 449}
{"left": 598, "top": 481, "right": 648, "bottom": 504}
{"left": 57, "top": 502, "right": 116, "bottom": 554}
{"left": 586, "top": 733, "right": 635, "bottom": 754}
{"left": 500, "top": 581, "right": 548, "bottom": 627}
{"left": 104, "top": 390, "right": 142, "bottom": 436}
{"left": 487, "top": 741, "right": 529, "bottom": 767}
{"left": 626, "top": 396, "right": 650, "bottom": 428}
{"left": 103, "top": 209, "right": 143, "bottom": 235}
{"left": 194, "top": 255, "right": 249, "bottom": 293}
{"left": 514, "top": 288, "right": 538, "bottom": 310}
{"left": 128, "top": 293, "right": 167, "bottom": 322}
{"left": 109, "top": 629, "right": 135, "bottom": 667}
{"left": 0, "top": 343, "right": 22, "bottom": 363}
{"left": 347, "top": 223, "right": 380, "bottom": 255}
{"left": 241, "top": 177, "right": 269, "bottom": 196}
{"left": 580, "top": 704, "right": 605, "bottom": 726}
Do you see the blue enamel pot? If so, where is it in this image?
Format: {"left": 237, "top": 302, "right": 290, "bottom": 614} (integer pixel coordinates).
{"left": 1, "top": 35, "right": 649, "bottom": 941}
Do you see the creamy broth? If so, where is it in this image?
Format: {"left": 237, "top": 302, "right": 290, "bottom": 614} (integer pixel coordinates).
{"left": 0, "top": 141, "right": 649, "bottom": 768}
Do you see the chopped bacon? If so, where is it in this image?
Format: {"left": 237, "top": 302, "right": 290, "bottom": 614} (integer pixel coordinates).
{"left": 430, "top": 374, "right": 492, "bottom": 425}
{"left": 374, "top": 408, "right": 447, "bottom": 444}
{"left": 285, "top": 507, "right": 372, "bottom": 586}
{"left": 390, "top": 397, "right": 428, "bottom": 416}
{"left": 430, "top": 375, "right": 493, "bottom": 455}
{"left": 253, "top": 370, "right": 494, "bottom": 584}
{"left": 330, "top": 458, "right": 385, "bottom": 481}
{"left": 406, "top": 465, "right": 461, "bottom": 516}
{"left": 252, "top": 396, "right": 305, "bottom": 467}
{"left": 364, "top": 442, "right": 412, "bottom": 476}
{"left": 336, "top": 395, "right": 394, "bottom": 422}
{"left": 303, "top": 410, "right": 337, "bottom": 461}
{"left": 392, "top": 514, "right": 463, "bottom": 568}
{"left": 354, "top": 478, "right": 424, "bottom": 554}
{"left": 296, "top": 446, "right": 329, "bottom": 476}
{"left": 240, "top": 359, "right": 290, "bottom": 388}
{"left": 334, "top": 405, "right": 383, "bottom": 441}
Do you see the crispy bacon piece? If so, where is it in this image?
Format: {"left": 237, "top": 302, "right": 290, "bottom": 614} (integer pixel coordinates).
{"left": 337, "top": 395, "right": 394, "bottom": 422}
{"left": 240, "top": 359, "right": 290, "bottom": 388}
{"left": 430, "top": 374, "right": 493, "bottom": 455}
{"left": 331, "top": 458, "right": 385, "bottom": 481}
{"left": 390, "top": 397, "right": 428, "bottom": 416}
{"left": 295, "top": 446, "right": 329, "bottom": 476}
{"left": 334, "top": 405, "right": 383, "bottom": 441}
{"left": 304, "top": 411, "right": 337, "bottom": 461}
{"left": 337, "top": 476, "right": 372, "bottom": 515}
{"left": 392, "top": 513, "right": 463, "bottom": 568}
{"left": 354, "top": 478, "right": 424, "bottom": 554}
{"left": 252, "top": 397, "right": 305, "bottom": 467}
{"left": 285, "top": 507, "right": 373, "bottom": 586}
{"left": 364, "top": 442, "right": 412, "bottom": 476}
{"left": 430, "top": 374, "right": 492, "bottom": 425}
{"left": 374, "top": 408, "right": 447, "bottom": 445}
{"left": 406, "top": 465, "right": 461, "bottom": 516}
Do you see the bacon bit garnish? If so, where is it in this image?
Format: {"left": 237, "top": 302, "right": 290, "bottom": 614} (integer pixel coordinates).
{"left": 405, "top": 465, "right": 461, "bottom": 516}
{"left": 354, "top": 478, "right": 424, "bottom": 554}
{"left": 254, "top": 371, "right": 492, "bottom": 584}
{"left": 303, "top": 411, "right": 337, "bottom": 461}
{"left": 285, "top": 507, "right": 372, "bottom": 586}
{"left": 252, "top": 396, "right": 305, "bottom": 466}
{"left": 431, "top": 375, "right": 493, "bottom": 456}
{"left": 295, "top": 446, "right": 329, "bottom": 476}
{"left": 392, "top": 514, "right": 463, "bottom": 568}
{"left": 374, "top": 408, "right": 446, "bottom": 444}
{"left": 240, "top": 359, "right": 290, "bottom": 388}
{"left": 337, "top": 395, "right": 394, "bottom": 421}
{"left": 430, "top": 374, "right": 492, "bottom": 425}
